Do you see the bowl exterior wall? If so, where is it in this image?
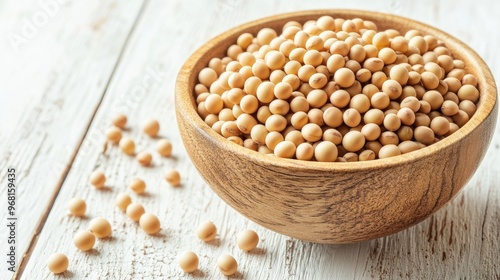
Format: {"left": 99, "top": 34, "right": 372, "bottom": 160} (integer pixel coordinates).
{"left": 176, "top": 101, "right": 496, "bottom": 243}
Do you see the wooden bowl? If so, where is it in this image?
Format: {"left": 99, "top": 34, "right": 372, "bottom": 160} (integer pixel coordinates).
{"left": 175, "top": 10, "right": 497, "bottom": 243}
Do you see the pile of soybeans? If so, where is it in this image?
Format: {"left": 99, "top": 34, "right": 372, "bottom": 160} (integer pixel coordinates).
{"left": 194, "top": 16, "right": 479, "bottom": 161}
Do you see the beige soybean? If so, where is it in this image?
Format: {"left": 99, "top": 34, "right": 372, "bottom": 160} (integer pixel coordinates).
{"left": 89, "top": 171, "right": 106, "bottom": 189}
{"left": 414, "top": 126, "right": 435, "bottom": 145}
{"left": 372, "top": 32, "right": 390, "bottom": 49}
{"left": 126, "top": 202, "right": 145, "bottom": 222}
{"left": 274, "top": 141, "right": 296, "bottom": 158}
{"left": 198, "top": 68, "right": 218, "bottom": 87}
{"left": 430, "top": 116, "right": 450, "bottom": 136}
{"left": 136, "top": 152, "right": 152, "bottom": 166}
{"left": 301, "top": 123, "right": 323, "bottom": 142}
{"left": 364, "top": 108, "right": 385, "bottom": 125}
{"left": 205, "top": 94, "right": 224, "bottom": 114}
{"left": 342, "top": 131, "right": 365, "bottom": 152}
{"left": 265, "top": 131, "right": 284, "bottom": 150}
{"left": 112, "top": 114, "right": 127, "bottom": 129}
{"left": 265, "top": 50, "right": 286, "bottom": 70}
{"left": 365, "top": 141, "right": 383, "bottom": 156}
{"left": 291, "top": 112, "right": 309, "bottom": 129}
{"left": 462, "top": 74, "right": 478, "bottom": 87}
{"left": 390, "top": 65, "right": 409, "bottom": 85}
{"left": 350, "top": 94, "right": 370, "bottom": 113}
{"left": 140, "top": 213, "right": 161, "bottom": 235}
{"left": 290, "top": 96, "right": 309, "bottom": 112}
{"left": 330, "top": 90, "right": 350, "bottom": 108}
{"left": 400, "top": 96, "right": 420, "bottom": 112}
{"left": 73, "top": 231, "right": 96, "bottom": 252}
{"left": 285, "top": 130, "right": 305, "bottom": 146}
{"left": 378, "top": 48, "right": 397, "bottom": 64}
{"left": 165, "top": 169, "right": 181, "bottom": 187}
{"left": 256, "top": 106, "right": 272, "bottom": 124}
{"left": 307, "top": 108, "right": 324, "bottom": 126}
{"left": 237, "top": 230, "right": 259, "bottom": 251}
{"left": 356, "top": 68, "right": 372, "bottom": 83}
{"left": 382, "top": 80, "right": 402, "bottom": 99}
{"left": 303, "top": 50, "right": 323, "bottom": 66}
{"left": 217, "top": 254, "right": 238, "bottom": 276}
{"left": 236, "top": 113, "right": 257, "bottom": 134}
{"left": 323, "top": 107, "right": 344, "bottom": 128}
{"left": 441, "top": 100, "right": 459, "bottom": 116}
{"left": 106, "top": 126, "right": 122, "bottom": 144}
{"left": 143, "top": 119, "right": 160, "bottom": 137}
{"left": 448, "top": 123, "right": 460, "bottom": 136}
{"left": 197, "top": 221, "right": 217, "bottom": 242}
{"left": 68, "top": 197, "right": 86, "bottom": 217}
{"left": 361, "top": 123, "right": 381, "bottom": 141}
{"left": 459, "top": 100, "right": 477, "bottom": 117}
{"left": 422, "top": 90, "right": 444, "bottom": 110}
{"left": 244, "top": 139, "right": 259, "bottom": 151}
{"left": 314, "top": 141, "right": 338, "bottom": 162}
{"left": 343, "top": 152, "right": 358, "bottom": 162}
{"left": 130, "top": 178, "right": 146, "bottom": 194}
{"left": 240, "top": 95, "right": 259, "bottom": 114}
{"left": 419, "top": 101, "right": 432, "bottom": 114}
{"left": 359, "top": 149, "right": 376, "bottom": 161}
{"left": 452, "top": 110, "right": 470, "bottom": 127}
{"left": 257, "top": 27, "right": 277, "bottom": 45}
{"left": 296, "top": 142, "right": 314, "bottom": 160}
{"left": 397, "top": 107, "right": 416, "bottom": 125}
{"left": 266, "top": 115, "right": 287, "bottom": 132}
{"left": 399, "top": 141, "right": 421, "bottom": 154}
{"left": 383, "top": 113, "right": 401, "bottom": 131}
{"left": 178, "top": 251, "right": 199, "bottom": 273}
{"left": 309, "top": 73, "right": 328, "bottom": 89}
{"left": 458, "top": 84, "right": 480, "bottom": 102}
{"left": 119, "top": 137, "right": 135, "bottom": 155}
{"left": 47, "top": 253, "right": 69, "bottom": 274}
{"left": 398, "top": 126, "right": 414, "bottom": 141}
{"left": 371, "top": 92, "right": 390, "bottom": 110}
{"left": 156, "top": 139, "right": 172, "bottom": 157}
{"left": 228, "top": 136, "right": 243, "bottom": 145}
{"left": 343, "top": 108, "right": 361, "bottom": 128}
{"left": 269, "top": 100, "right": 290, "bottom": 116}
{"left": 379, "top": 131, "right": 399, "bottom": 145}
{"left": 378, "top": 144, "right": 401, "bottom": 159}
{"left": 89, "top": 217, "right": 112, "bottom": 238}
{"left": 334, "top": 68, "right": 355, "bottom": 87}
{"left": 421, "top": 72, "right": 439, "bottom": 89}
{"left": 274, "top": 82, "right": 293, "bottom": 99}
{"left": 250, "top": 124, "right": 268, "bottom": 144}
{"left": 116, "top": 193, "right": 132, "bottom": 212}
{"left": 221, "top": 121, "right": 240, "bottom": 137}
{"left": 307, "top": 89, "right": 328, "bottom": 108}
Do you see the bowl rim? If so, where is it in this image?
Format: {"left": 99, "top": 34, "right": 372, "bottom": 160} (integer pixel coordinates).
{"left": 176, "top": 9, "right": 497, "bottom": 172}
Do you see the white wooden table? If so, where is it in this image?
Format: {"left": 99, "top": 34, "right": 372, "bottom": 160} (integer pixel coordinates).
{"left": 1, "top": 0, "right": 499, "bottom": 279}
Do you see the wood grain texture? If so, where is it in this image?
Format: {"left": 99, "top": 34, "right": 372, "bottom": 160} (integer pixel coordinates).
{"left": 4, "top": 0, "right": 500, "bottom": 279}
{"left": 176, "top": 9, "right": 497, "bottom": 243}
{"left": 0, "top": 0, "right": 145, "bottom": 277}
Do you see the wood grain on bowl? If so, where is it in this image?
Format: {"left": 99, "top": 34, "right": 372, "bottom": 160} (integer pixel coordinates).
{"left": 175, "top": 10, "right": 497, "bottom": 243}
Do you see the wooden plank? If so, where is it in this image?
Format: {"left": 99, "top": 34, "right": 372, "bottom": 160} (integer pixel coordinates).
{"left": 0, "top": 0, "right": 145, "bottom": 278}
{"left": 16, "top": 0, "right": 500, "bottom": 279}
